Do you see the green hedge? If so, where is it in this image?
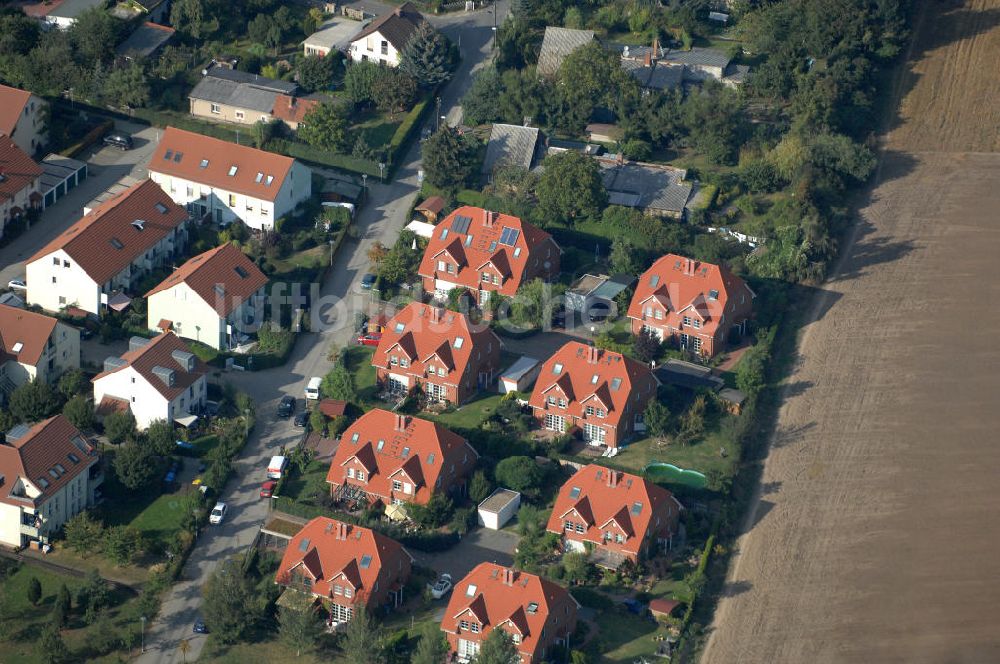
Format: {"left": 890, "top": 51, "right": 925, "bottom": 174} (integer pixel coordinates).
{"left": 270, "top": 138, "right": 383, "bottom": 176}
{"left": 59, "top": 120, "right": 113, "bottom": 158}
{"left": 387, "top": 94, "right": 433, "bottom": 172}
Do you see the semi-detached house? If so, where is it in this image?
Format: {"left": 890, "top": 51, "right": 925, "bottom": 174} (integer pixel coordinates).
{"left": 0, "top": 415, "right": 102, "bottom": 549}
{"left": 25, "top": 179, "right": 189, "bottom": 317}
{"left": 148, "top": 126, "right": 312, "bottom": 231}
{"left": 275, "top": 517, "right": 413, "bottom": 627}
{"left": 145, "top": 243, "right": 269, "bottom": 351}
{"left": 0, "top": 304, "right": 80, "bottom": 398}
{"left": 0, "top": 83, "right": 47, "bottom": 156}
{"left": 0, "top": 137, "right": 43, "bottom": 241}
{"left": 92, "top": 332, "right": 208, "bottom": 430}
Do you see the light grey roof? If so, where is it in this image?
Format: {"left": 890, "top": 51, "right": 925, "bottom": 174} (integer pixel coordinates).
{"left": 304, "top": 18, "right": 366, "bottom": 51}
{"left": 622, "top": 59, "right": 683, "bottom": 91}
{"left": 189, "top": 76, "right": 278, "bottom": 114}
{"left": 116, "top": 23, "right": 175, "bottom": 59}
{"left": 203, "top": 67, "right": 298, "bottom": 95}
{"left": 537, "top": 27, "right": 596, "bottom": 77}
{"left": 482, "top": 124, "right": 540, "bottom": 175}
{"left": 48, "top": 0, "right": 104, "bottom": 19}
{"left": 501, "top": 356, "right": 540, "bottom": 382}
{"left": 600, "top": 160, "right": 693, "bottom": 214}
{"left": 662, "top": 47, "right": 731, "bottom": 69}
{"left": 723, "top": 64, "right": 751, "bottom": 84}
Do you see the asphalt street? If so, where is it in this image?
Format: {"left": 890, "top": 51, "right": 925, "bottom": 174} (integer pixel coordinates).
{"left": 137, "top": 3, "right": 509, "bottom": 661}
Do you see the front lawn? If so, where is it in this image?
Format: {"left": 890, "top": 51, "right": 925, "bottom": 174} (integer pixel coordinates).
{"left": 342, "top": 345, "right": 378, "bottom": 402}
{"left": 424, "top": 392, "right": 505, "bottom": 430}
{"left": 0, "top": 561, "right": 147, "bottom": 662}
{"left": 597, "top": 609, "right": 669, "bottom": 662}
{"left": 280, "top": 459, "right": 331, "bottom": 504}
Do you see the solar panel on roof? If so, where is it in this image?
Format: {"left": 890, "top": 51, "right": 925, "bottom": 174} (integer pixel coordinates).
{"left": 499, "top": 227, "right": 520, "bottom": 246}
{"left": 451, "top": 215, "right": 472, "bottom": 234}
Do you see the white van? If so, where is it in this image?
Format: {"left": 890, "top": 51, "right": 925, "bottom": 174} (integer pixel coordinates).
{"left": 305, "top": 376, "right": 322, "bottom": 400}
{"left": 267, "top": 456, "right": 288, "bottom": 480}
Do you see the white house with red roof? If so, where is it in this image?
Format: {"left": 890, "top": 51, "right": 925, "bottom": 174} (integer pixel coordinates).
{"left": 0, "top": 137, "right": 43, "bottom": 240}
{"left": 418, "top": 206, "right": 560, "bottom": 307}
{"left": 442, "top": 563, "right": 578, "bottom": 663}
{"left": 529, "top": 342, "right": 658, "bottom": 448}
{"left": 628, "top": 254, "right": 754, "bottom": 357}
{"left": 373, "top": 302, "right": 502, "bottom": 404}
{"left": 148, "top": 127, "right": 311, "bottom": 230}
{"left": 348, "top": 3, "right": 427, "bottom": 66}
{"left": 275, "top": 517, "right": 413, "bottom": 626}
{"left": 25, "top": 179, "right": 189, "bottom": 317}
{"left": 0, "top": 415, "right": 102, "bottom": 548}
{"left": 145, "top": 243, "right": 268, "bottom": 350}
{"left": 0, "top": 304, "right": 79, "bottom": 397}
{"left": 326, "top": 409, "right": 478, "bottom": 507}
{"left": 91, "top": 332, "right": 208, "bottom": 429}
{"left": 0, "top": 83, "right": 46, "bottom": 157}
{"left": 546, "top": 464, "right": 683, "bottom": 569}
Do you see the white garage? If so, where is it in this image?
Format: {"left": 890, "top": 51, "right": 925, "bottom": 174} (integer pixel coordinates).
{"left": 477, "top": 488, "right": 521, "bottom": 530}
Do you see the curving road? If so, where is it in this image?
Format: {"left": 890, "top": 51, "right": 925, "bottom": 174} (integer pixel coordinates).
{"left": 137, "top": 3, "right": 508, "bottom": 661}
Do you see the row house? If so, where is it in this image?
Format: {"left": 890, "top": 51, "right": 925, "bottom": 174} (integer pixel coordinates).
{"left": 145, "top": 243, "right": 268, "bottom": 351}
{"left": 418, "top": 206, "right": 560, "bottom": 308}
{"left": 0, "top": 304, "right": 80, "bottom": 399}
{"left": 529, "top": 342, "right": 658, "bottom": 448}
{"left": 373, "top": 303, "right": 501, "bottom": 405}
{"left": 0, "top": 83, "right": 47, "bottom": 156}
{"left": 442, "top": 563, "right": 578, "bottom": 663}
{"left": 0, "top": 416, "right": 102, "bottom": 548}
{"left": 327, "top": 410, "right": 477, "bottom": 507}
{"left": 148, "top": 126, "right": 312, "bottom": 231}
{"left": 92, "top": 332, "right": 208, "bottom": 430}
{"left": 25, "top": 179, "right": 189, "bottom": 317}
{"left": 546, "top": 464, "right": 683, "bottom": 569}
{"left": 627, "top": 254, "right": 754, "bottom": 358}
{"left": 0, "top": 137, "right": 43, "bottom": 240}
{"left": 275, "top": 517, "right": 412, "bottom": 627}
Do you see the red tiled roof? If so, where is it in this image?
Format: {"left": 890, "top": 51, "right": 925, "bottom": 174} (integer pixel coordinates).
{"left": 418, "top": 206, "right": 558, "bottom": 298}
{"left": 96, "top": 395, "right": 130, "bottom": 417}
{"left": 145, "top": 243, "right": 268, "bottom": 316}
{"left": 443, "top": 563, "right": 578, "bottom": 662}
{"left": 415, "top": 196, "right": 445, "bottom": 214}
{"left": 319, "top": 399, "right": 347, "bottom": 418}
{"left": 275, "top": 517, "right": 411, "bottom": 604}
{"left": 529, "top": 342, "right": 658, "bottom": 431}
{"left": 372, "top": 302, "right": 501, "bottom": 389}
{"left": 0, "top": 415, "right": 98, "bottom": 509}
{"left": 0, "top": 304, "right": 58, "bottom": 366}
{"left": 271, "top": 95, "right": 320, "bottom": 125}
{"left": 546, "top": 464, "right": 683, "bottom": 556}
{"left": 327, "top": 409, "right": 477, "bottom": 505}
{"left": 27, "top": 179, "right": 188, "bottom": 285}
{"left": 351, "top": 2, "right": 426, "bottom": 51}
{"left": 91, "top": 331, "right": 207, "bottom": 400}
{"left": 0, "top": 137, "right": 42, "bottom": 202}
{"left": 649, "top": 598, "right": 682, "bottom": 617}
{"left": 627, "top": 254, "right": 754, "bottom": 340}
{"left": 0, "top": 84, "right": 32, "bottom": 138}
{"left": 149, "top": 127, "right": 296, "bottom": 203}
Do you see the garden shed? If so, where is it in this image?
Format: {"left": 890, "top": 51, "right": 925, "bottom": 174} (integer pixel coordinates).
{"left": 477, "top": 488, "right": 521, "bottom": 530}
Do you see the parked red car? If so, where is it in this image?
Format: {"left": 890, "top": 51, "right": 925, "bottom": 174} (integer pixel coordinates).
{"left": 259, "top": 480, "right": 277, "bottom": 498}
{"left": 357, "top": 332, "right": 382, "bottom": 347}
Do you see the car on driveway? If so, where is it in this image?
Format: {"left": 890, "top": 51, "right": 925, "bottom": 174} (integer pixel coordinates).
{"left": 429, "top": 573, "right": 453, "bottom": 599}
{"left": 293, "top": 411, "right": 309, "bottom": 428}
{"left": 103, "top": 133, "right": 133, "bottom": 150}
{"left": 259, "top": 480, "right": 277, "bottom": 498}
{"left": 357, "top": 332, "right": 382, "bottom": 347}
{"left": 587, "top": 301, "right": 615, "bottom": 322}
{"left": 277, "top": 395, "right": 296, "bottom": 418}
{"left": 209, "top": 502, "right": 227, "bottom": 524}
{"left": 6, "top": 278, "right": 26, "bottom": 291}
{"left": 193, "top": 619, "right": 208, "bottom": 634}
{"left": 360, "top": 273, "right": 377, "bottom": 290}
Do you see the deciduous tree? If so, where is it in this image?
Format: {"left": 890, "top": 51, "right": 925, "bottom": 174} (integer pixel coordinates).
{"left": 103, "top": 410, "right": 136, "bottom": 445}
{"left": 298, "top": 54, "right": 335, "bottom": 93}
{"left": 644, "top": 400, "right": 672, "bottom": 438}
{"left": 421, "top": 127, "right": 476, "bottom": 190}
{"left": 203, "top": 559, "right": 258, "bottom": 643}
{"left": 340, "top": 604, "right": 384, "bottom": 664}
{"left": 473, "top": 628, "right": 519, "bottom": 664}
{"left": 102, "top": 61, "right": 150, "bottom": 109}
{"left": 536, "top": 152, "right": 607, "bottom": 225}
{"left": 63, "top": 395, "right": 94, "bottom": 432}
{"left": 9, "top": 379, "right": 59, "bottom": 423}
{"left": 112, "top": 441, "right": 157, "bottom": 490}
{"left": 278, "top": 605, "right": 323, "bottom": 657}
{"left": 299, "top": 102, "right": 349, "bottom": 152}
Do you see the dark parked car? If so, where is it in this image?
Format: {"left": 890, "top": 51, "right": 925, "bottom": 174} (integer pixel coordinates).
{"left": 103, "top": 133, "right": 133, "bottom": 150}
{"left": 293, "top": 411, "right": 309, "bottom": 428}
{"left": 360, "top": 273, "right": 377, "bottom": 290}
{"left": 277, "top": 395, "right": 296, "bottom": 418}
{"left": 587, "top": 301, "right": 615, "bottom": 322}
{"left": 193, "top": 619, "right": 208, "bottom": 634}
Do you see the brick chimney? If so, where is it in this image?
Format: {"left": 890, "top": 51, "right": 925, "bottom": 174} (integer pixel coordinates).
{"left": 652, "top": 37, "right": 660, "bottom": 60}
{"left": 484, "top": 210, "right": 495, "bottom": 227}
{"left": 502, "top": 568, "right": 515, "bottom": 586}
{"left": 337, "top": 521, "right": 349, "bottom": 540}
{"left": 644, "top": 51, "right": 652, "bottom": 67}
{"left": 588, "top": 345, "right": 599, "bottom": 364}
{"left": 430, "top": 306, "right": 442, "bottom": 323}
{"left": 395, "top": 414, "right": 407, "bottom": 432}
{"left": 607, "top": 470, "right": 619, "bottom": 488}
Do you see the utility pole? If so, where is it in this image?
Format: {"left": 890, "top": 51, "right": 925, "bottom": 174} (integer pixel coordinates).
{"left": 436, "top": 97, "right": 442, "bottom": 129}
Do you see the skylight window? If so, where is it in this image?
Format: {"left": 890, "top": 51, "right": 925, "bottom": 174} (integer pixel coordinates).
{"left": 68, "top": 453, "right": 80, "bottom": 464}
{"left": 569, "top": 486, "right": 581, "bottom": 499}
{"left": 265, "top": 175, "right": 274, "bottom": 186}
{"left": 55, "top": 464, "right": 66, "bottom": 474}
{"left": 631, "top": 502, "right": 643, "bottom": 515}
{"left": 591, "top": 374, "right": 599, "bottom": 384}
{"left": 48, "top": 469, "right": 59, "bottom": 479}
{"left": 464, "top": 234, "right": 473, "bottom": 247}
{"left": 164, "top": 150, "right": 173, "bottom": 160}
{"left": 110, "top": 238, "right": 124, "bottom": 250}
{"left": 488, "top": 240, "right": 497, "bottom": 252}
{"left": 513, "top": 247, "right": 522, "bottom": 258}
{"left": 394, "top": 322, "right": 405, "bottom": 333}
{"left": 553, "top": 363, "right": 563, "bottom": 375}
{"left": 376, "top": 440, "right": 385, "bottom": 451}
{"left": 155, "top": 202, "right": 168, "bottom": 214}
{"left": 235, "top": 266, "right": 248, "bottom": 278}
{"left": 401, "top": 447, "right": 410, "bottom": 458}
{"left": 466, "top": 584, "right": 478, "bottom": 597}
{"left": 453, "top": 337, "right": 464, "bottom": 349}
{"left": 427, "top": 453, "right": 435, "bottom": 465}
{"left": 299, "top": 538, "right": 311, "bottom": 552}
{"left": 351, "top": 432, "right": 360, "bottom": 443}
{"left": 255, "top": 172, "right": 264, "bottom": 183}
{"left": 708, "top": 289, "right": 719, "bottom": 300}
{"left": 228, "top": 165, "right": 238, "bottom": 176}
{"left": 440, "top": 228, "right": 449, "bottom": 240}
{"left": 610, "top": 377, "right": 622, "bottom": 391}
{"left": 173, "top": 152, "right": 183, "bottom": 162}
{"left": 360, "top": 555, "right": 373, "bottom": 569}
{"left": 527, "top": 602, "right": 539, "bottom": 614}
{"left": 37, "top": 477, "right": 49, "bottom": 489}
{"left": 11, "top": 342, "right": 23, "bottom": 353}
{"left": 650, "top": 275, "right": 660, "bottom": 287}
{"left": 199, "top": 159, "right": 209, "bottom": 168}
{"left": 132, "top": 219, "right": 145, "bottom": 231}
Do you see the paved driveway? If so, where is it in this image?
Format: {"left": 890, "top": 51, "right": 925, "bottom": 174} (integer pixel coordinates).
{"left": 413, "top": 528, "right": 518, "bottom": 581}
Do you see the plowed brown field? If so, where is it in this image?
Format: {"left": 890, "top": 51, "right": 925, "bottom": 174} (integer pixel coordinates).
{"left": 702, "top": 1, "right": 1000, "bottom": 663}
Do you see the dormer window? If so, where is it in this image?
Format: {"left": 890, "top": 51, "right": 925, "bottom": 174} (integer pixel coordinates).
{"left": 255, "top": 172, "right": 264, "bottom": 183}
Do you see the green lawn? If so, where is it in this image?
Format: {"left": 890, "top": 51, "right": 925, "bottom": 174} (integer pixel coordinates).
{"left": 424, "top": 392, "right": 504, "bottom": 430}
{"left": 0, "top": 561, "right": 146, "bottom": 662}
{"left": 281, "top": 459, "right": 331, "bottom": 504}
{"left": 352, "top": 109, "right": 402, "bottom": 148}
{"left": 593, "top": 609, "right": 663, "bottom": 662}
{"left": 343, "top": 345, "right": 378, "bottom": 402}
